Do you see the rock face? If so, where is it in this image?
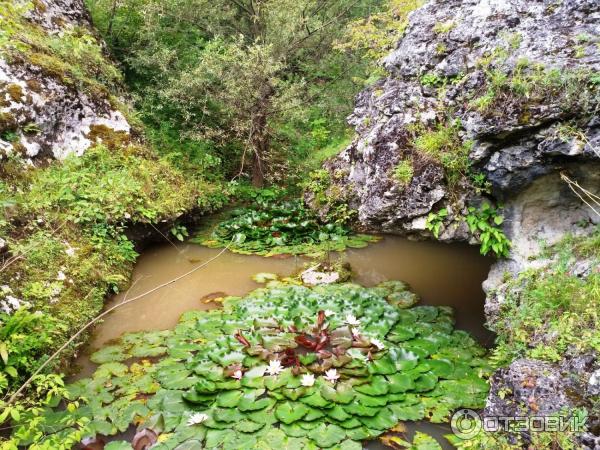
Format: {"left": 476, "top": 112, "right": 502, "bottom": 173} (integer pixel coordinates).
{"left": 318, "top": 0, "right": 599, "bottom": 240}
{"left": 0, "top": 0, "right": 130, "bottom": 163}
{"left": 314, "top": 0, "right": 600, "bottom": 444}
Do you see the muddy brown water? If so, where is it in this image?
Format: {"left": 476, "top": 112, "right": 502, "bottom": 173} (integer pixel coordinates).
{"left": 73, "top": 235, "right": 494, "bottom": 448}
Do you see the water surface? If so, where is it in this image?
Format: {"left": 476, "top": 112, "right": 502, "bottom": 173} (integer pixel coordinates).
{"left": 75, "top": 235, "right": 494, "bottom": 448}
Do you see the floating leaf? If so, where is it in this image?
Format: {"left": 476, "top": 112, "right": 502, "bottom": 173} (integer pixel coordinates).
{"left": 354, "top": 375, "right": 389, "bottom": 396}
{"left": 90, "top": 345, "right": 128, "bottom": 364}
{"left": 275, "top": 402, "right": 309, "bottom": 424}
{"left": 308, "top": 423, "right": 346, "bottom": 448}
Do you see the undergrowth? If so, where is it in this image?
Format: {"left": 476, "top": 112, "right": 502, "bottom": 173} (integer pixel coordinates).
{"left": 491, "top": 228, "right": 600, "bottom": 366}
{"left": 0, "top": 146, "right": 226, "bottom": 406}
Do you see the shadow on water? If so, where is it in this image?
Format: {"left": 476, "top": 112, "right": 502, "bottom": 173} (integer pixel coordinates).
{"left": 74, "top": 234, "right": 495, "bottom": 449}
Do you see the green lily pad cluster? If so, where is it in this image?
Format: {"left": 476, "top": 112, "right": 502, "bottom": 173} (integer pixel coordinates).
{"left": 193, "top": 200, "right": 378, "bottom": 256}
{"left": 11, "top": 281, "right": 491, "bottom": 449}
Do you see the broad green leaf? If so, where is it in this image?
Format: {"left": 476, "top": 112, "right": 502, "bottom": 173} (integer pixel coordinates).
{"left": 308, "top": 423, "right": 346, "bottom": 448}
{"left": 275, "top": 402, "right": 309, "bottom": 424}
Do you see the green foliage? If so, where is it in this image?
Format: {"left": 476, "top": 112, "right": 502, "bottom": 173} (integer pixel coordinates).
{"left": 7, "top": 282, "right": 490, "bottom": 448}
{"left": 24, "top": 145, "right": 202, "bottom": 225}
{"left": 425, "top": 208, "right": 448, "bottom": 239}
{"left": 0, "top": 373, "right": 89, "bottom": 450}
{"left": 87, "top": 0, "right": 374, "bottom": 186}
{"left": 393, "top": 431, "right": 443, "bottom": 449}
{"left": 196, "top": 200, "right": 376, "bottom": 257}
{"left": 0, "top": 308, "right": 60, "bottom": 392}
{"left": 469, "top": 172, "right": 491, "bottom": 195}
{"left": 303, "top": 169, "right": 358, "bottom": 225}
{"left": 491, "top": 229, "right": 600, "bottom": 366}
{"left": 420, "top": 72, "right": 445, "bottom": 87}
{"left": 426, "top": 204, "right": 510, "bottom": 258}
{"left": 432, "top": 20, "right": 456, "bottom": 34}
{"left": 336, "top": 0, "right": 425, "bottom": 62}
{"left": 393, "top": 159, "right": 414, "bottom": 187}
{"left": 412, "top": 120, "right": 473, "bottom": 190}
{"left": 0, "top": 144, "right": 225, "bottom": 401}
{"left": 471, "top": 58, "right": 599, "bottom": 117}
{"left": 465, "top": 203, "right": 510, "bottom": 257}
{"left": 170, "top": 225, "right": 189, "bottom": 242}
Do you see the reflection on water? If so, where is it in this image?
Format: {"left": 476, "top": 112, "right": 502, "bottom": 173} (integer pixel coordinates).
{"left": 74, "top": 235, "right": 494, "bottom": 449}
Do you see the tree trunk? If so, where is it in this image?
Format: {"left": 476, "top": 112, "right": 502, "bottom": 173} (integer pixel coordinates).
{"left": 251, "top": 144, "right": 265, "bottom": 188}
{"left": 249, "top": 82, "right": 274, "bottom": 188}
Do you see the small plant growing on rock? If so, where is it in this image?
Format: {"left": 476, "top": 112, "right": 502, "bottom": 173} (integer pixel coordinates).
{"left": 393, "top": 159, "right": 414, "bottom": 187}
{"left": 432, "top": 20, "right": 456, "bottom": 34}
{"left": 425, "top": 208, "right": 448, "bottom": 239}
{"left": 412, "top": 120, "right": 472, "bottom": 190}
{"left": 465, "top": 203, "right": 510, "bottom": 257}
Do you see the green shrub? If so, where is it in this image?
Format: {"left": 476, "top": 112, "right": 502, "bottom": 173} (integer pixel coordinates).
{"left": 425, "top": 208, "right": 449, "bottom": 239}
{"left": 465, "top": 203, "right": 511, "bottom": 257}
{"left": 0, "top": 307, "right": 61, "bottom": 395}
{"left": 24, "top": 145, "right": 198, "bottom": 225}
{"left": 393, "top": 159, "right": 414, "bottom": 187}
{"left": 412, "top": 121, "right": 472, "bottom": 189}
{"left": 491, "top": 229, "right": 600, "bottom": 365}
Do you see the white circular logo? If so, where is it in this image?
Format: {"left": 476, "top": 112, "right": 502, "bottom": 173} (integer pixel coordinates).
{"left": 451, "top": 409, "right": 482, "bottom": 440}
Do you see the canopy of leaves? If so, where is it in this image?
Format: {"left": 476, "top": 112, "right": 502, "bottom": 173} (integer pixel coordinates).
{"left": 194, "top": 199, "right": 378, "bottom": 256}
{"left": 9, "top": 281, "right": 491, "bottom": 448}
{"left": 85, "top": 0, "right": 375, "bottom": 185}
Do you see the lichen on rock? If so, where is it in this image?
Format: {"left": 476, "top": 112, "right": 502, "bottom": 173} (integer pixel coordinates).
{"left": 0, "top": 0, "right": 130, "bottom": 163}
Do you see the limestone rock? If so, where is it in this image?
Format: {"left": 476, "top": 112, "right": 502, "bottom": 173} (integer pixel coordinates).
{"left": 0, "top": 0, "right": 131, "bottom": 164}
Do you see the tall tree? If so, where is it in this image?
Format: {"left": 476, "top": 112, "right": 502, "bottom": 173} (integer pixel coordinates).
{"left": 88, "top": 0, "right": 375, "bottom": 186}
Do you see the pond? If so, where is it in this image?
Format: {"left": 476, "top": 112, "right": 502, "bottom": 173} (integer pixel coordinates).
{"left": 73, "top": 235, "right": 494, "bottom": 449}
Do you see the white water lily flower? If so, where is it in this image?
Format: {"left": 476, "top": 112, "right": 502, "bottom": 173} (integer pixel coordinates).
{"left": 351, "top": 327, "right": 362, "bottom": 339}
{"left": 187, "top": 412, "right": 209, "bottom": 426}
{"left": 266, "top": 359, "right": 283, "bottom": 376}
{"left": 324, "top": 310, "right": 335, "bottom": 317}
{"left": 345, "top": 314, "right": 361, "bottom": 326}
{"left": 370, "top": 338, "right": 385, "bottom": 350}
{"left": 301, "top": 373, "right": 315, "bottom": 387}
{"left": 232, "top": 370, "right": 243, "bottom": 380}
{"left": 324, "top": 369, "right": 340, "bottom": 384}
